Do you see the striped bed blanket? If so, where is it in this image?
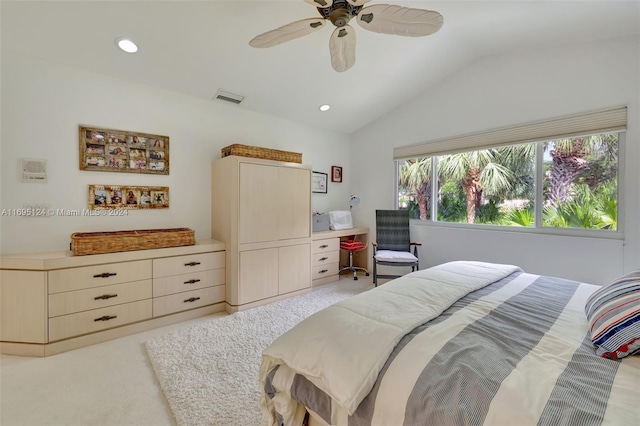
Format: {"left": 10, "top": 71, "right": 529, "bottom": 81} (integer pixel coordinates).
{"left": 260, "top": 261, "right": 639, "bottom": 426}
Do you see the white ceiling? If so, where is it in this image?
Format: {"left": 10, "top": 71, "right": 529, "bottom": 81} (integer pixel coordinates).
{"left": 2, "top": 1, "right": 639, "bottom": 134}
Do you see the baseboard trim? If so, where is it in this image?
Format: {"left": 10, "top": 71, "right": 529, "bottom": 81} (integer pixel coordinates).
{"left": 225, "top": 288, "right": 312, "bottom": 313}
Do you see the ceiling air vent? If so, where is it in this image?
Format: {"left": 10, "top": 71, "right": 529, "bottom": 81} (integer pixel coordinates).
{"left": 214, "top": 90, "right": 245, "bottom": 105}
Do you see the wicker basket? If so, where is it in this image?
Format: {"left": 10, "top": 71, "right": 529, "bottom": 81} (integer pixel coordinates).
{"left": 221, "top": 144, "right": 302, "bottom": 163}
{"left": 70, "top": 228, "right": 195, "bottom": 256}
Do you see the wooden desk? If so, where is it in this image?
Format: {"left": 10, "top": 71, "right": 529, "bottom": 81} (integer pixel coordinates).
{"left": 311, "top": 227, "right": 369, "bottom": 285}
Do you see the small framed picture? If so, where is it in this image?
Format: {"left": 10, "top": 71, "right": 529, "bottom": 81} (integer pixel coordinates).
{"left": 107, "top": 188, "right": 123, "bottom": 206}
{"left": 151, "top": 190, "right": 168, "bottom": 206}
{"left": 331, "top": 166, "right": 342, "bottom": 183}
{"left": 312, "top": 171, "right": 328, "bottom": 194}
{"left": 93, "top": 188, "right": 108, "bottom": 205}
{"left": 149, "top": 160, "right": 165, "bottom": 171}
{"left": 108, "top": 134, "right": 127, "bottom": 144}
{"left": 86, "top": 156, "right": 105, "bottom": 167}
{"left": 149, "top": 150, "right": 164, "bottom": 160}
{"left": 150, "top": 138, "right": 165, "bottom": 149}
{"left": 84, "top": 130, "right": 105, "bottom": 142}
{"left": 124, "top": 189, "right": 140, "bottom": 205}
{"left": 128, "top": 135, "right": 147, "bottom": 147}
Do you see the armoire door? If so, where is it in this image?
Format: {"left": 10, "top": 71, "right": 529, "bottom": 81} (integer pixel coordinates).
{"left": 278, "top": 244, "right": 311, "bottom": 294}
{"left": 239, "top": 163, "right": 279, "bottom": 244}
{"left": 238, "top": 248, "right": 279, "bottom": 304}
{"left": 278, "top": 167, "right": 311, "bottom": 240}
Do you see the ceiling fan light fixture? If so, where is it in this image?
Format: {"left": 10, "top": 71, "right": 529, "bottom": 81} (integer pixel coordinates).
{"left": 319, "top": 104, "right": 331, "bottom": 112}
{"left": 115, "top": 37, "right": 138, "bottom": 53}
{"left": 329, "top": 8, "right": 352, "bottom": 27}
{"left": 248, "top": 0, "right": 442, "bottom": 72}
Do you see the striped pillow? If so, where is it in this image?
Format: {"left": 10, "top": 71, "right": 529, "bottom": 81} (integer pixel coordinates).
{"left": 585, "top": 272, "right": 640, "bottom": 359}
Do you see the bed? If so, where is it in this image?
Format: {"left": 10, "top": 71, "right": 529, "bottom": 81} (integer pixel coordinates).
{"left": 259, "top": 261, "right": 640, "bottom": 426}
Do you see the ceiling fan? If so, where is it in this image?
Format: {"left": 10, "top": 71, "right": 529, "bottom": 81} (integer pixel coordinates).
{"left": 249, "top": 0, "right": 443, "bottom": 72}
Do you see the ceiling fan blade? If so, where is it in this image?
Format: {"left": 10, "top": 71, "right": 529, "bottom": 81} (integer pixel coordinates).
{"left": 329, "top": 25, "right": 356, "bottom": 72}
{"left": 347, "top": 0, "right": 372, "bottom": 6}
{"left": 356, "top": 4, "right": 443, "bottom": 37}
{"left": 249, "top": 18, "right": 326, "bottom": 48}
{"left": 304, "top": 0, "right": 333, "bottom": 7}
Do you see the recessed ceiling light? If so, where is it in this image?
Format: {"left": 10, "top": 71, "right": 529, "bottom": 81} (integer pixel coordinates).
{"left": 319, "top": 104, "right": 331, "bottom": 112}
{"left": 115, "top": 37, "right": 138, "bottom": 53}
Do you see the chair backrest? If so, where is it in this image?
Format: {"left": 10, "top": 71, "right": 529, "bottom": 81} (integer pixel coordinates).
{"left": 375, "top": 209, "right": 411, "bottom": 252}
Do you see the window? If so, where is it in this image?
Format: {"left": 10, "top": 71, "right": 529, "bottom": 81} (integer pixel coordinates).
{"left": 397, "top": 131, "right": 620, "bottom": 232}
{"left": 398, "top": 157, "right": 433, "bottom": 221}
{"left": 542, "top": 133, "right": 618, "bottom": 230}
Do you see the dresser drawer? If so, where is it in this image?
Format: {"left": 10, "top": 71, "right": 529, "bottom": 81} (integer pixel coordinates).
{"left": 312, "top": 238, "right": 339, "bottom": 254}
{"left": 153, "top": 269, "right": 225, "bottom": 297}
{"left": 48, "top": 280, "right": 152, "bottom": 318}
{"left": 48, "top": 299, "right": 152, "bottom": 341}
{"left": 312, "top": 263, "right": 338, "bottom": 280}
{"left": 312, "top": 250, "right": 339, "bottom": 266}
{"left": 48, "top": 260, "right": 152, "bottom": 294}
{"left": 153, "top": 252, "right": 225, "bottom": 278}
{"left": 153, "top": 285, "right": 224, "bottom": 317}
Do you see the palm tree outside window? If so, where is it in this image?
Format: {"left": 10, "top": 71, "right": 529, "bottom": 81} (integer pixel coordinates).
{"left": 397, "top": 131, "right": 618, "bottom": 232}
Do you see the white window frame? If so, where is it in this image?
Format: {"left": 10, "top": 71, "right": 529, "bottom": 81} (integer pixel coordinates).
{"left": 395, "top": 107, "right": 626, "bottom": 240}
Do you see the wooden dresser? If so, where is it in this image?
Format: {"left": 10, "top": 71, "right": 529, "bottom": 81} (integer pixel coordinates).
{"left": 0, "top": 239, "right": 225, "bottom": 357}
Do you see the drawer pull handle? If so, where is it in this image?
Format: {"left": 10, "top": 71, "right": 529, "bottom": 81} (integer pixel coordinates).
{"left": 184, "top": 297, "right": 201, "bottom": 303}
{"left": 93, "top": 272, "right": 117, "bottom": 278}
{"left": 184, "top": 279, "right": 201, "bottom": 284}
{"left": 319, "top": 257, "right": 328, "bottom": 261}
{"left": 94, "top": 294, "right": 118, "bottom": 300}
{"left": 184, "top": 262, "right": 201, "bottom": 267}
{"left": 94, "top": 315, "right": 117, "bottom": 322}
{"left": 319, "top": 245, "right": 329, "bottom": 249}
{"left": 319, "top": 269, "right": 328, "bottom": 274}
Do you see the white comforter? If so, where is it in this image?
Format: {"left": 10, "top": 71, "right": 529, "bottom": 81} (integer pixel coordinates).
{"left": 260, "top": 261, "right": 522, "bottom": 425}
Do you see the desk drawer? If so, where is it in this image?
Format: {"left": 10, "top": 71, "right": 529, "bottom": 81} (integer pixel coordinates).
{"left": 153, "top": 252, "right": 225, "bottom": 278}
{"left": 312, "top": 238, "right": 339, "bottom": 254}
{"left": 312, "top": 263, "right": 338, "bottom": 280}
{"left": 153, "top": 285, "right": 224, "bottom": 317}
{"left": 153, "top": 269, "right": 225, "bottom": 297}
{"left": 49, "top": 299, "right": 152, "bottom": 341}
{"left": 48, "top": 260, "right": 152, "bottom": 294}
{"left": 48, "top": 280, "right": 152, "bottom": 318}
{"left": 312, "top": 250, "right": 339, "bottom": 266}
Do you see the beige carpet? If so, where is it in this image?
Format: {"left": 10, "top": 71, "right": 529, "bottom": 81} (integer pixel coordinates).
{"left": 145, "top": 279, "right": 372, "bottom": 426}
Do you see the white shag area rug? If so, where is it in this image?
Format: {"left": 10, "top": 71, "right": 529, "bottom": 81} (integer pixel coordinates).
{"left": 145, "top": 279, "right": 371, "bottom": 426}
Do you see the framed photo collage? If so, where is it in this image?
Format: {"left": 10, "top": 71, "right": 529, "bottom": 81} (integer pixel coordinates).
{"left": 80, "top": 126, "right": 169, "bottom": 175}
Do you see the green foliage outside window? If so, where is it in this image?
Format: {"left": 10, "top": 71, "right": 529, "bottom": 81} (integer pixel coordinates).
{"left": 397, "top": 132, "right": 618, "bottom": 232}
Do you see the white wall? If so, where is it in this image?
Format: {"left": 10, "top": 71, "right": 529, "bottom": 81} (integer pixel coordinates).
{"left": 3, "top": 37, "right": 638, "bottom": 285}
{"left": 350, "top": 36, "right": 640, "bottom": 285}
{"left": 0, "top": 52, "right": 351, "bottom": 253}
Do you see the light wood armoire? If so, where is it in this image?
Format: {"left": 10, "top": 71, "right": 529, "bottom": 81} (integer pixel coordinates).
{"left": 211, "top": 155, "right": 312, "bottom": 312}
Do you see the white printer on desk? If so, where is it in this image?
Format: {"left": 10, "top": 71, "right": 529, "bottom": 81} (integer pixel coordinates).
{"left": 328, "top": 210, "right": 353, "bottom": 230}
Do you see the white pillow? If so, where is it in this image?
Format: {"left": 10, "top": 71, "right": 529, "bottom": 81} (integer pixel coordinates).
{"left": 374, "top": 250, "right": 418, "bottom": 263}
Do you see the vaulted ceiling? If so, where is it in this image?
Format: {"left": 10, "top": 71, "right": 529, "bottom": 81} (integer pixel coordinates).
{"left": 2, "top": 1, "right": 639, "bottom": 134}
